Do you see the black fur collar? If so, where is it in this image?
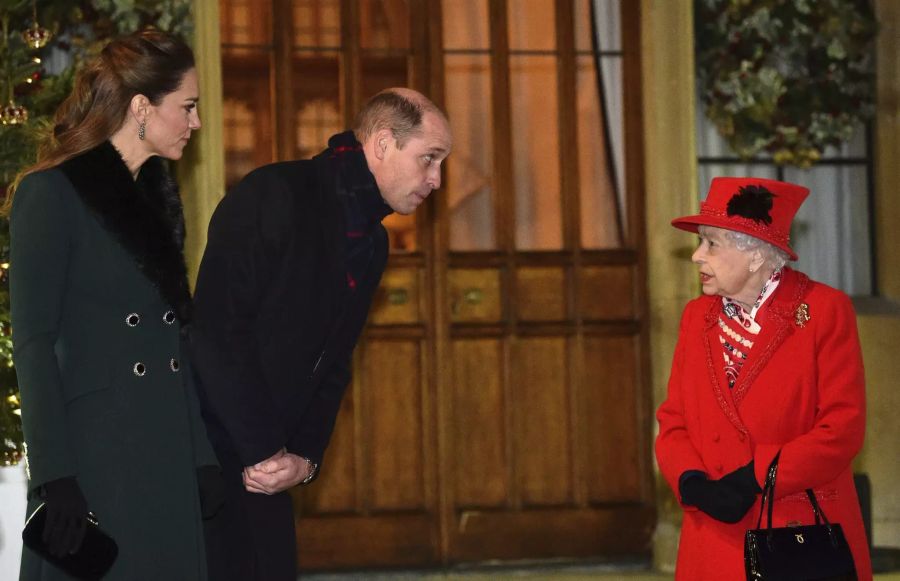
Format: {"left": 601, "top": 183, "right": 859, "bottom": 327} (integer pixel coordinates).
{"left": 60, "top": 141, "right": 191, "bottom": 323}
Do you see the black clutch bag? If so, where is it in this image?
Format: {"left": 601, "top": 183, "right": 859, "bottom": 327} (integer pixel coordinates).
{"left": 744, "top": 453, "right": 857, "bottom": 580}
{"left": 22, "top": 502, "right": 118, "bottom": 580}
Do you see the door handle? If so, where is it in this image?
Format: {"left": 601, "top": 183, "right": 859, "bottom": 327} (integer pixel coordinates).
{"left": 463, "top": 288, "right": 483, "bottom": 305}
{"left": 387, "top": 288, "right": 409, "bottom": 305}
{"left": 452, "top": 287, "right": 484, "bottom": 316}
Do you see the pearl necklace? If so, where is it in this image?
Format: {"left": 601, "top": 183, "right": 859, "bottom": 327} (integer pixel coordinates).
{"left": 718, "top": 317, "right": 754, "bottom": 348}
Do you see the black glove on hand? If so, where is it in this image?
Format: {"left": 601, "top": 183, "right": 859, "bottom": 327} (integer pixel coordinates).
{"left": 680, "top": 471, "right": 757, "bottom": 524}
{"left": 197, "top": 465, "right": 226, "bottom": 520}
{"left": 720, "top": 461, "right": 762, "bottom": 496}
{"left": 41, "top": 477, "right": 89, "bottom": 557}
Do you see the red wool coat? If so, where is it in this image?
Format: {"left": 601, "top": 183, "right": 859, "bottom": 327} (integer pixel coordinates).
{"left": 656, "top": 268, "right": 871, "bottom": 580}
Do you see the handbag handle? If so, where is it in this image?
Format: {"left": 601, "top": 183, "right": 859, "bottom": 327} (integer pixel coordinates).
{"left": 755, "top": 451, "right": 840, "bottom": 548}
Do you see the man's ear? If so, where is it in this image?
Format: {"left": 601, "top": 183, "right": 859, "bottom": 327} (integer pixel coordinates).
{"left": 372, "top": 128, "right": 392, "bottom": 161}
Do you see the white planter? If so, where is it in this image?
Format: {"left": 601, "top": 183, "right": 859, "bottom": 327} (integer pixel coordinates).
{"left": 0, "top": 463, "right": 27, "bottom": 580}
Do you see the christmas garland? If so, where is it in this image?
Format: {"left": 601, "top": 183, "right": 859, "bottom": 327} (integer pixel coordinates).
{"left": 695, "top": 0, "right": 877, "bottom": 168}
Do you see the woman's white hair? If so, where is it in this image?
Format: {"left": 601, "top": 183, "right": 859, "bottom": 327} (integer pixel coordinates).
{"left": 698, "top": 225, "right": 790, "bottom": 271}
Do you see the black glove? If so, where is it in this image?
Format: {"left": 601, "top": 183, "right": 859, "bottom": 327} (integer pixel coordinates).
{"left": 40, "top": 477, "right": 89, "bottom": 557}
{"left": 680, "top": 471, "right": 757, "bottom": 524}
{"left": 197, "top": 465, "right": 226, "bottom": 520}
{"left": 720, "top": 461, "right": 761, "bottom": 496}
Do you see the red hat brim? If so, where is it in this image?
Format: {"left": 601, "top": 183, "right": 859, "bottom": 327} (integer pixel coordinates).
{"left": 671, "top": 214, "right": 798, "bottom": 261}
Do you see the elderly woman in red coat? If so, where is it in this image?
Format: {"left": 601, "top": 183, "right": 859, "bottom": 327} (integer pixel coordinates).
{"left": 655, "top": 177, "right": 871, "bottom": 580}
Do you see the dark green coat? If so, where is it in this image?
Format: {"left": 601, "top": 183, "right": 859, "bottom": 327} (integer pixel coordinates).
{"left": 10, "top": 143, "right": 216, "bottom": 580}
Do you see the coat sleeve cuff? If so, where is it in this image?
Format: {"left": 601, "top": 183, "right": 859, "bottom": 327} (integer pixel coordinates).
{"left": 23, "top": 453, "right": 77, "bottom": 495}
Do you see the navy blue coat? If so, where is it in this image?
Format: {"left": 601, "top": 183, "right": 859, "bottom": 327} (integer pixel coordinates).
{"left": 190, "top": 150, "right": 388, "bottom": 469}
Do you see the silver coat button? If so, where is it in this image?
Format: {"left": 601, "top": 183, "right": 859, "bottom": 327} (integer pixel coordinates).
{"left": 169, "top": 358, "right": 180, "bottom": 372}
{"left": 125, "top": 313, "right": 141, "bottom": 327}
{"left": 163, "top": 310, "right": 176, "bottom": 325}
{"left": 133, "top": 362, "right": 146, "bottom": 377}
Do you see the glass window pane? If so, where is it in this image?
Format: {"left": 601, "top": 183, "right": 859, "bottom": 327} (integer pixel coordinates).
{"left": 293, "top": 0, "right": 341, "bottom": 47}
{"left": 508, "top": 0, "right": 556, "bottom": 51}
{"left": 360, "top": 0, "right": 410, "bottom": 49}
{"left": 577, "top": 56, "right": 621, "bottom": 248}
{"left": 361, "top": 55, "right": 409, "bottom": 103}
{"left": 511, "top": 55, "right": 561, "bottom": 250}
{"left": 222, "top": 48, "right": 274, "bottom": 188}
{"left": 443, "top": 0, "right": 489, "bottom": 50}
{"left": 220, "top": 0, "right": 272, "bottom": 45}
{"left": 822, "top": 124, "right": 867, "bottom": 159}
{"left": 446, "top": 55, "right": 496, "bottom": 251}
{"left": 292, "top": 52, "right": 341, "bottom": 158}
{"left": 295, "top": 98, "right": 340, "bottom": 160}
{"left": 574, "top": 0, "right": 592, "bottom": 52}
{"left": 786, "top": 166, "right": 871, "bottom": 295}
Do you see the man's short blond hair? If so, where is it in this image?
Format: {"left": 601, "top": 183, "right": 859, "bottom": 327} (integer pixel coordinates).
{"left": 353, "top": 89, "right": 444, "bottom": 148}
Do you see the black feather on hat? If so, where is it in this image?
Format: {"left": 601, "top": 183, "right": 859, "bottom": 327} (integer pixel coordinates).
{"left": 726, "top": 185, "right": 774, "bottom": 225}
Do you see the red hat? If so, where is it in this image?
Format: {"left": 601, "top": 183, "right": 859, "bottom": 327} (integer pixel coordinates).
{"left": 671, "top": 177, "right": 809, "bottom": 261}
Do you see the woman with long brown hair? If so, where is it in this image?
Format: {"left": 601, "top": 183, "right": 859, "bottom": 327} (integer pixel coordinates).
{"left": 7, "top": 29, "right": 222, "bottom": 580}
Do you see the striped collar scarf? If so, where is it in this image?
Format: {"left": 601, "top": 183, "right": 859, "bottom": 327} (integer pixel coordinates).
{"left": 326, "top": 131, "right": 393, "bottom": 290}
{"left": 718, "top": 269, "right": 783, "bottom": 387}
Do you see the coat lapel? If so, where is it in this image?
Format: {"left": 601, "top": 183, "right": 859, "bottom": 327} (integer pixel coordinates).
{"left": 731, "top": 268, "right": 809, "bottom": 408}
{"left": 59, "top": 141, "right": 192, "bottom": 323}
{"left": 700, "top": 268, "right": 811, "bottom": 433}
{"left": 701, "top": 299, "right": 748, "bottom": 435}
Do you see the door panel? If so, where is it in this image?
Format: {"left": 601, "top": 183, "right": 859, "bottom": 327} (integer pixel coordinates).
{"left": 366, "top": 339, "right": 426, "bottom": 511}
{"left": 583, "top": 335, "right": 643, "bottom": 502}
{"left": 515, "top": 267, "right": 567, "bottom": 321}
{"left": 578, "top": 265, "right": 636, "bottom": 320}
{"left": 451, "top": 338, "right": 507, "bottom": 508}
{"left": 513, "top": 337, "right": 572, "bottom": 506}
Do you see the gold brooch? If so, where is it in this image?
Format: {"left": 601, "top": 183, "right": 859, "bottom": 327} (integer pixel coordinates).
{"left": 795, "top": 303, "right": 810, "bottom": 328}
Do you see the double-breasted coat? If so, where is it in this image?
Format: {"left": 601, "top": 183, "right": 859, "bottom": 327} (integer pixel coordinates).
{"left": 10, "top": 142, "right": 217, "bottom": 580}
{"left": 656, "top": 267, "right": 872, "bottom": 580}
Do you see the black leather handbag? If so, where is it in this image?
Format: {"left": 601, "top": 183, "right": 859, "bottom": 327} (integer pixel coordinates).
{"left": 22, "top": 502, "right": 118, "bottom": 580}
{"left": 744, "top": 453, "right": 857, "bottom": 580}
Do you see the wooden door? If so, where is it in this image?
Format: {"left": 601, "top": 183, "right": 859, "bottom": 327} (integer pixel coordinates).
{"left": 218, "top": 0, "right": 654, "bottom": 571}
{"left": 433, "top": 0, "right": 654, "bottom": 563}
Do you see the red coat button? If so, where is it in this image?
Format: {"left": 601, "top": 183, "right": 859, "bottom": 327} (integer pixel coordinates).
{"left": 712, "top": 433, "right": 721, "bottom": 442}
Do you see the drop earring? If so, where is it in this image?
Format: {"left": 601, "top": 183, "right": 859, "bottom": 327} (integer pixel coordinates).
{"left": 138, "top": 121, "right": 146, "bottom": 140}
